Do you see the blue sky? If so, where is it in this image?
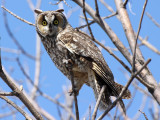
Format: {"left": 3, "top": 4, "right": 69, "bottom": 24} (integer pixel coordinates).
{"left": 0, "top": 0, "right": 160, "bottom": 119}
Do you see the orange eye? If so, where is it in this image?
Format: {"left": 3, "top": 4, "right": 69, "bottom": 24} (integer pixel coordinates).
{"left": 42, "top": 20, "right": 47, "bottom": 26}
{"left": 53, "top": 20, "right": 59, "bottom": 25}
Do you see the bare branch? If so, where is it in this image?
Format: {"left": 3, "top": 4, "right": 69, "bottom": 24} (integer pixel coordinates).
{"left": 123, "top": 0, "right": 129, "bottom": 7}
{"left": 36, "top": 0, "right": 42, "bottom": 9}
{"left": 139, "top": 110, "right": 149, "bottom": 120}
{"left": 76, "top": 21, "right": 95, "bottom": 29}
{"left": 132, "top": 82, "right": 152, "bottom": 98}
{"left": 0, "top": 96, "right": 32, "bottom": 120}
{"left": 82, "top": 0, "right": 95, "bottom": 41}
{"left": 69, "top": 68, "right": 79, "bottom": 120}
{"left": 76, "top": 12, "right": 117, "bottom": 29}
{"left": 0, "top": 65, "right": 44, "bottom": 119}
{"left": 25, "top": 0, "right": 42, "bottom": 100}
{"left": 114, "top": 0, "right": 144, "bottom": 62}
{"left": 1, "top": 6, "right": 35, "bottom": 26}
{"left": 26, "top": 0, "right": 35, "bottom": 11}
{"left": 2, "top": 6, "right": 35, "bottom": 60}
{"left": 2, "top": 68, "right": 56, "bottom": 120}
{"left": 132, "top": 0, "right": 148, "bottom": 72}
{"left": 138, "top": 35, "right": 160, "bottom": 55}
{"left": 146, "top": 12, "right": 160, "bottom": 28}
{"left": 50, "top": 0, "right": 72, "bottom": 8}
{"left": 31, "top": 35, "right": 41, "bottom": 100}
{"left": 0, "top": 92, "right": 16, "bottom": 96}
{"left": 92, "top": 85, "right": 106, "bottom": 120}
{"left": 95, "top": 0, "right": 100, "bottom": 17}
{"left": 133, "top": 94, "right": 148, "bottom": 120}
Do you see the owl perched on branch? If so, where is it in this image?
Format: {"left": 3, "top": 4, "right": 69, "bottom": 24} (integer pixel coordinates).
{"left": 34, "top": 9, "right": 131, "bottom": 113}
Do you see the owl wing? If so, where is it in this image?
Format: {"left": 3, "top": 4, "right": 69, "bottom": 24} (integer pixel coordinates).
{"left": 58, "top": 30, "right": 120, "bottom": 97}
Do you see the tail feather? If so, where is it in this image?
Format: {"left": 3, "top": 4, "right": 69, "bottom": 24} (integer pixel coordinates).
{"left": 114, "top": 82, "right": 131, "bottom": 99}
{"left": 90, "top": 70, "right": 131, "bottom": 114}
{"left": 119, "top": 99, "right": 126, "bottom": 114}
{"left": 92, "top": 80, "right": 131, "bottom": 114}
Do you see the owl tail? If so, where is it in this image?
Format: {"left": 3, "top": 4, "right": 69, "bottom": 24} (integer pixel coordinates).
{"left": 93, "top": 81, "right": 131, "bottom": 114}
{"left": 113, "top": 82, "right": 131, "bottom": 99}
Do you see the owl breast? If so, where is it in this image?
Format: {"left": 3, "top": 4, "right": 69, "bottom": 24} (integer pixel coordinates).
{"left": 40, "top": 33, "right": 89, "bottom": 80}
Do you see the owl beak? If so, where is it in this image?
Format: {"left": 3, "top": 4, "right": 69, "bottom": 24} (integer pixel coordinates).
{"left": 49, "top": 23, "right": 53, "bottom": 33}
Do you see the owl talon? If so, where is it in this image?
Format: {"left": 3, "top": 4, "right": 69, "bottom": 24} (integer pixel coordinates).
{"left": 63, "top": 59, "right": 73, "bottom": 64}
{"left": 68, "top": 88, "right": 79, "bottom": 96}
{"left": 63, "top": 59, "right": 74, "bottom": 70}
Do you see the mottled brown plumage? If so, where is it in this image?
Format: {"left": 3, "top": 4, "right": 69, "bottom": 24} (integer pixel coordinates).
{"left": 34, "top": 9, "right": 131, "bottom": 113}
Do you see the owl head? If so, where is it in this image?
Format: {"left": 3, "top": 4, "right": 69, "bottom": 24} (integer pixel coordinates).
{"left": 34, "top": 9, "right": 67, "bottom": 37}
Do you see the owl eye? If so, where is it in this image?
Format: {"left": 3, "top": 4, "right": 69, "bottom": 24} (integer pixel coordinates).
{"left": 53, "top": 19, "right": 59, "bottom": 25}
{"left": 42, "top": 20, "right": 47, "bottom": 26}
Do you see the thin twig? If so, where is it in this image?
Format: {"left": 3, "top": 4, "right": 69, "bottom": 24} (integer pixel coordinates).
{"left": 0, "top": 96, "right": 32, "bottom": 120}
{"left": 56, "top": 101, "right": 63, "bottom": 120}
{"left": 146, "top": 12, "right": 160, "bottom": 28}
{"left": 113, "top": 105, "right": 118, "bottom": 120}
{"left": 36, "top": 0, "right": 42, "bottom": 9}
{"left": 132, "top": 94, "right": 148, "bottom": 120}
{"left": 76, "top": 12, "right": 117, "bottom": 29}
{"left": 92, "top": 85, "right": 106, "bottom": 120}
{"left": 0, "top": 92, "right": 16, "bottom": 96}
{"left": 76, "top": 21, "right": 95, "bottom": 29}
{"left": 132, "top": 0, "right": 148, "bottom": 72}
{"left": 2, "top": 6, "right": 35, "bottom": 60}
{"left": 26, "top": 0, "right": 35, "bottom": 11}
{"left": 123, "top": 0, "right": 128, "bottom": 7}
{"left": 69, "top": 69, "right": 79, "bottom": 120}
{"left": 139, "top": 110, "right": 149, "bottom": 120}
{"left": 42, "top": 93, "right": 76, "bottom": 120}
{"left": 95, "top": 0, "right": 100, "bottom": 17}
{"left": 26, "top": 0, "right": 42, "bottom": 100}
{"left": 83, "top": 0, "right": 95, "bottom": 41}
{"left": 117, "top": 85, "right": 137, "bottom": 118}
{"left": 31, "top": 35, "right": 41, "bottom": 100}
{"left": 0, "top": 47, "right": 21, "bottom": 54}
{"left": 103, "top": 12, "right": 117, "bottom": 19}
{"left": 50, "top": 0, "right": 72, "bottom": 8}
{"left": 97, "top": 59, "right": 151, "bottom": 120}
{"left": 1, "top": 6, "right": 35, "bottom": 26}
{"left": 138, "top": 35, "right": 160, "bottom": 55}
{"left": 132, "top": 82, "right": 152, "bottom": 98}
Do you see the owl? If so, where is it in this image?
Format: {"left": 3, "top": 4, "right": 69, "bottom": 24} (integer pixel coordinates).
{"left": 34, "top": 9, "right": 131, "bottom": 114}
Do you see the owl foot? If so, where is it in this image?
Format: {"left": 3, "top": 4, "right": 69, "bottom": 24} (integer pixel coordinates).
{"left": 68, "top": 88, "right": 79, "bottom": 96}
{"left": 63, "top": 59, "right": 73, "bottom": 65}
{"left": 63, "top": 59, "right": 74, "bottom": 70}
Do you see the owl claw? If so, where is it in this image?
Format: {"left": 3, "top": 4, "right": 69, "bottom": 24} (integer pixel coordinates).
{"left": 68, "top": 88, "right": 79, "bottom": 96}
{"left": 63, "top": 59, "right": 74, "bottom": 70}
{"left": 63, "top": 59, "right": 73, "bottom": 65}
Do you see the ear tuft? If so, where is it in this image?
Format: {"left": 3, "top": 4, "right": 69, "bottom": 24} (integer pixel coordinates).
{"left": 55, "top": 9, "right": 64, "bottom": 13}
{"left": 34, "top": 9, "right": 43, "bottom": 14}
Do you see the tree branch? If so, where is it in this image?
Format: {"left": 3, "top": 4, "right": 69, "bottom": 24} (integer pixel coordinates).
{"left": 92, "top": 85, "right": 106, "bottom": 120}
{"left": 0, "top": 96, "right": 32, "bottom": 120}
{"left": 0, "top": 57, "right": 44, "bottom": 120}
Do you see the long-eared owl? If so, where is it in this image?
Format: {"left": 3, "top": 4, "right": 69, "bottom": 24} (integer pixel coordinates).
{"left": 34, "top": 9, "right": 131, "bottom": 113}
